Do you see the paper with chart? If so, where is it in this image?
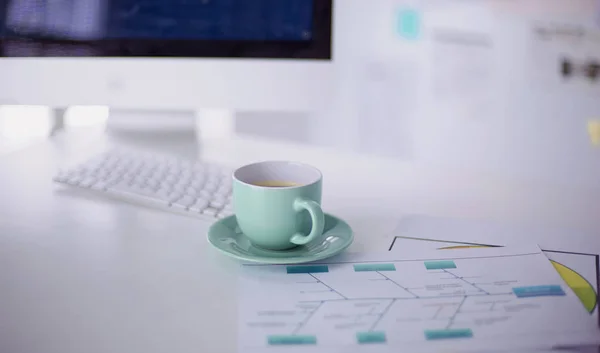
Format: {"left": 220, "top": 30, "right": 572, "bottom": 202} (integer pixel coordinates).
{"left": 389, "top": 236, "right": 600, "bottom": 326}
{"left": 239, "top": 245, "right": 600, "bottom": 352}
{"left": 387, "top": 215, "right": 600, "bottom": 326}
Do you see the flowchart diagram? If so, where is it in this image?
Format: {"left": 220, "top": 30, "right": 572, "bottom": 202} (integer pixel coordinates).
{"left": 239, "top": 247, "right": 600, "bottom": 352}
{"left": 388, "top": 235, "right": 599, "bottom": 324}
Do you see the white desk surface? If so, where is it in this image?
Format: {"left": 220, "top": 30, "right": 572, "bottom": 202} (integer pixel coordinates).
{"left": 1, "top": 128, "right": 599, "bottom": 353}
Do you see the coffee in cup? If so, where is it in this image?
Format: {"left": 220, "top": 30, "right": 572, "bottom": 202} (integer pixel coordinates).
{"left": 250, "top": 181, "right": 300, "bottom": 188}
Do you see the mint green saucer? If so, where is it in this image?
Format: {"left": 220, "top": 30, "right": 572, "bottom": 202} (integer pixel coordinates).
{"left": 207, "top": 213, "right": 353, "bottom": 264}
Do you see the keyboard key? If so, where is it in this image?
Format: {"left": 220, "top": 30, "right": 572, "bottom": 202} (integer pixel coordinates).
{"left": 190, "top": 180, "right": 204, "bottom": 188}
{"left": 176, "top": 181, "right": 190, "bottom": 190}
{"left": 122, "top": 174, "right": 135, "bottom": 182}
{"left": 155, "top": 189, "right": 170, "bottom": 200}
{"left": 140, "top": 187, "right": 156, "bottom": 197}
{"left": 212, "top": 193, "right": 226, "bottom": 201}
{"left": 133, "top": 176, "right": 146, "bottom": 185}
{"left": 113, "top": 167, "right": 127, "bottom": 175}
{"left": 215, "top": 189, "right": 229, "bottom": 199}
{"left": 206, "top": 176, "right": 219, "bottom": 184}
{"left": 189, "top": 204, "right": 206, "bottom": 213}
{"left": 210, "top": 201, "right": 224, "bottom": 209}
{"left": 219, "top": 210, "right": 234, "bottom": 218}
{"left": 128, "top": 185, "right": 144, "bottom": 194}
{"left": 199, "top": 189, "right": 212, "bottom": 198}
{"left": 66, "top": 176, "right": 82, "bottom": 185}
{"left": 193, "top": 199, "right": 209, "bottom": 210}
{"left": 215, "top": 201, "right": 229, "bottom": 210}
{"left": 96, "top": 171, "right": 109, "bottom": 179}
{"left": 202, "top": 208, "right": 218, "bottom": 217}
{"left": 107, "top": 182, "right": 131, "bottom": 192}
{"left": 154, "top": 168, "right": 168, "bottom": 176}
{"left": 106, "top": 176, "right": 121, "bottom": 184}
{"left": 176, "top": 195, "right": 195, "bottom": 206}
{"left": 219, "top": 182, "right": 233, "bottom": 192}
{"left": 108, "top": 170, "right": 123, "bottom": 178}
{"left": 172, "top": 184, "right": 185, "bottom": 193}
{"left": 53, "top": 173, "right": 69, "bottom": 183}
{"left": 90, "top": 181, "right": 109, "bottom": 190}
{"left": 79, "top": 178, "right": 96, "bottom": 188}
{"left": 184, "top": 187, "right": 198, "bottom": 197}
{"left": 171, "top": 202, "right": 188, "bottom": 211}
{"left": 168, "top": 194, "right": 183, "bottom": 203}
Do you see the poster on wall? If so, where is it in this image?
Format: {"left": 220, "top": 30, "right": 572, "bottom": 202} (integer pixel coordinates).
{"left": 499, "top": 0, "right": 600, "bottom": 93}
{"left": 526, "top": 19, "right": 600, "bottom": 92}
{"left": 427, "top": 27, "right": 497, "bottom": 121}
{"left": 418, "top": 1, "right": 502, "bottom": 121}
{"left": 488, "top": 0, "right": 599, "bottom": 23}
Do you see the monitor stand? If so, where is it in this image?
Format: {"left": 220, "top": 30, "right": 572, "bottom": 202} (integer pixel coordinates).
{"left": 104, "top": 109, "right": 235, "bottom": 161}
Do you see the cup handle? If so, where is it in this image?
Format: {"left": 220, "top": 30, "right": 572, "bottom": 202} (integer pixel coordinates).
{"left": 290, "top": 198, "right": 325, "bottom": 246}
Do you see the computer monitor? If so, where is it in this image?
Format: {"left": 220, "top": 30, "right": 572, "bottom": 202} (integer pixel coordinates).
{"left": 0, "top": 0, "right": 333, "bottom": 113}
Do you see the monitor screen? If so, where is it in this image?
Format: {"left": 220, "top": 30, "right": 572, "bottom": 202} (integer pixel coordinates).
{"left": 0, "top": 0, "right": 332, "bottom": 59}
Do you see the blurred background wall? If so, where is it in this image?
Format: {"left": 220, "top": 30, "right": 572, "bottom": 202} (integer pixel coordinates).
{"left": 238, "top": 0, "right": 600, "bottom": 188}
{"left": 1, "top": 0, "right": 599, "bottom": 188}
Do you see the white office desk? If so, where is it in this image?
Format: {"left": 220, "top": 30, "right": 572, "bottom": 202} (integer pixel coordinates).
{"left": 0, "top": 128, "right": 599, "bottom": 353}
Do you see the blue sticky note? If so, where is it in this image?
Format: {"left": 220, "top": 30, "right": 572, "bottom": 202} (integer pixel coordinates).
{"left": 286, "top": 265, "right": 329, "bottom": 274}
{"left": 424, "top": 261, "right": 457, "bottom": 270}
{"left": 354, "top": 263, "right": 396, "bottom": 272}
{"left": 513, "top": 285, "right": 565, "bottom": 298}
{"left": 357, "top": 331, "right": 387, "bottom": 344}
{"left": 425, "top": 329, "right": 473, "bottom": 340}
{"left": 397, "top": 8, "right": 421, "bottom": 40}
{"left": 268, "top": 335, "right": 317, "bottom": 345}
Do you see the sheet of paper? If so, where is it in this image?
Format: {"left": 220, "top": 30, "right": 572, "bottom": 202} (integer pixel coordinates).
{"left": 355, "top": 61, "right": 418, "bottom": 159}
{"left": 238, "top": 245, "right": 600, "bottom": 353}
{"left": 426, "top": 28, "right": 496, "bottom": 121}
{"left": 419, "top": 2, "right": 500, "bottom": 122}
{"left": 387, "top": 216, "right": 599, "bottom": 328}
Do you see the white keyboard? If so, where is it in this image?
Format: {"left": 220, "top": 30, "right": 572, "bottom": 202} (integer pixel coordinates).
{"left": 53, "top": 149, "right": 234, "bottom": 221}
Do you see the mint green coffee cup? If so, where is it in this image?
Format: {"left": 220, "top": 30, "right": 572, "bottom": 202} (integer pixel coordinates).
{"left": 232, "top": 161, "right": 325, "bottom": 251}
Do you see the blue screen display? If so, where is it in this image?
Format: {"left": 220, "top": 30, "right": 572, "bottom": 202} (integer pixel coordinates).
{"left": 106, "top": 0, "right": 314, "bottom": 40}
{"left": 0, "top": 0, "right": 314, "bottom": 41}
